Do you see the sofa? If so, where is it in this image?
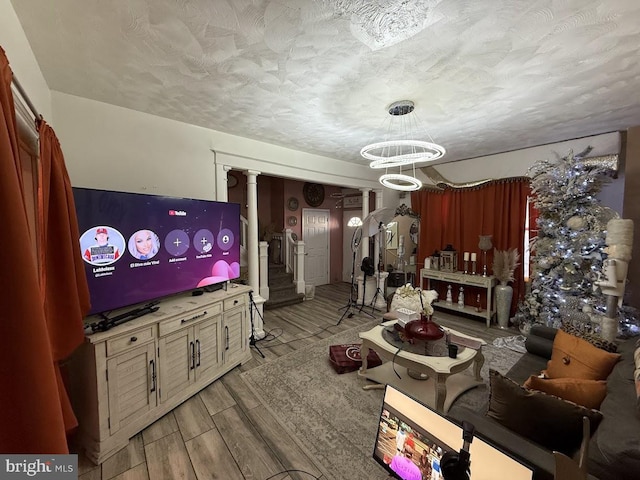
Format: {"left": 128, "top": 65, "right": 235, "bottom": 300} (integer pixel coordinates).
{"left": 448, "top": 326, "right": 640, "bottom": 480}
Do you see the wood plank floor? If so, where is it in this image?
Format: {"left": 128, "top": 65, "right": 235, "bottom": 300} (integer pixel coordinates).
{"left": 74, "top": 282, "right": 518, "bottom": 480}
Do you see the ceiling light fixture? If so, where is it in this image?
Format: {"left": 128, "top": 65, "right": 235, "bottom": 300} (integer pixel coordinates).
{"left": 361, "top": 100, "right": 445, "bottom": 168}
{"left": 362, "top": 100, "right": 443, "bottom": 191}
{"left": 379, "top": 173, "right": 423, "bottom": 191}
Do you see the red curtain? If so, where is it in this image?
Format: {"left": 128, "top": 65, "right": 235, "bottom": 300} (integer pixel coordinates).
{"left": 38, "top": 120, "right": 91, "bottom": 431}
{"left": 0, "top": 47, "right": 89, "bottom": 453}
{"left": 411, "top": 178, "right": 531, "bottom": 316}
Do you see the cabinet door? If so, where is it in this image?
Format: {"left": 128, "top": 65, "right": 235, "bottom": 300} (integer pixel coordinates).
{"left": 158, "top": 327, "right": 195, "bottom": 404}
{"left": 106, "top": 342, "right": 157, "bottom": 434}
{"left": 193, "top": 315, "right": 222, "bottom": 383}
{"left": 222, "top": 307, "right": 247, "bottom": 366}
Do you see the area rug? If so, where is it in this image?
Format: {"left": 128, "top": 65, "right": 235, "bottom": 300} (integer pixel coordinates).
{"left": 240, "top": 320, "right": 523, "bottom": 480}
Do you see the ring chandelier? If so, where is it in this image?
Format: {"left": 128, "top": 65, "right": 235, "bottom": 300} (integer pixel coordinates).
{"left": 379, "top": 173, "right": 423, "bottom": 191}
{"left": 362, "top": 100, "right": 444, "bottom": 191}
{"left": 362, "top": 140, "right": 447, "bottom": 168}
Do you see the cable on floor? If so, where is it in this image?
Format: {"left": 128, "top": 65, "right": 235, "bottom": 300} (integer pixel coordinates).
{"left": 254, "top": 325, "right": 339, "bottom": 349}
{"left": 263, "top": 468, "right": 321, "bottom": 480}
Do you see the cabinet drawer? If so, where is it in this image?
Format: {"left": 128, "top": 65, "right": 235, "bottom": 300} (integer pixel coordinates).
{"left": 224, "top": 295, "right": 245, "bottom": 311}
{"left": 440, "top": 275, "right": 464, "bottom": 283}
{"left": 106, "top": 327, "right": 155, "bottom": 356}
{"left": 158, "top": 306, "right": 221, "bottom": 337}
{"left": 463, "top": 277, "right": 490, "bottom": 287}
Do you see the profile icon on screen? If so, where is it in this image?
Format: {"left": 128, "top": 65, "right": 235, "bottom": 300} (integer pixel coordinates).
{"left": 81, "top": 226, "right": 124, "bottom": 266}
{"left": 128, "top": 229, "right": 160, "bottom": 260}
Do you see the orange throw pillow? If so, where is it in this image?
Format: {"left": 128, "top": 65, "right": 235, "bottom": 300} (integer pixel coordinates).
{"left": 524, "top": 375, "right": 607, "bottom": 410}
{"left": 544, "top": 330, "right": 620, "bottom": 380}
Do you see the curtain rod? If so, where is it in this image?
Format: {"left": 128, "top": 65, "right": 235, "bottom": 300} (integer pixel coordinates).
{"left": 11, "top": 73, "right": 40, "bottom": 120}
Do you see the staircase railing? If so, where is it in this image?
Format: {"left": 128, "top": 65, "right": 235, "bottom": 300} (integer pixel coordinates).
{"left": 255, "top": 229, "right": 306, "bottom": 300}
{"left": 283, "top": 228, "right": 306, "bottom": 295}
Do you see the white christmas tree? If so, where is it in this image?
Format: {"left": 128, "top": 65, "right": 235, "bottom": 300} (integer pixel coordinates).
{"left": 516, "top": 148, "right": 616, "bottom": 329}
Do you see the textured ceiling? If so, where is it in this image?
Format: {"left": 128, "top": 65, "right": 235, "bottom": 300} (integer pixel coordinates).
{"left": 10, "top": 0, "right": 640, "bottom": 165}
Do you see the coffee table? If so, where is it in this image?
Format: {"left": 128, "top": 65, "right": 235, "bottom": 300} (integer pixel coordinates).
{"left": 358, "top": 320, "right": 486, "bottom": 413}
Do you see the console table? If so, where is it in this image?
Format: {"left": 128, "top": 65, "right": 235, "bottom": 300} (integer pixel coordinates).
{"left": 420, "top": 269, "right": 497, "bottom": 327}
{"left": 67, "top": 285, "right": 252, "bottom": 464}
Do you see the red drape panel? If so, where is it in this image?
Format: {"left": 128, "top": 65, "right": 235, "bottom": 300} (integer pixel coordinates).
{"left": 0, "top": 47, "right": 89, "bottom": 453}
{"left": 38, "top": 120, "right": 91, "bottom": 433}
{"left": 38, "top": 120, "right": 90, "bottom": 360}
{"left": 0, "top": 48, "right": 66, "bottom": 453}
{"left": 411, "top": 179, "right": 530, "bottom": 316}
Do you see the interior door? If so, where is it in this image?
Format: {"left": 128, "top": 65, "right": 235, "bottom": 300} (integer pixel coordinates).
{"left": 303, "top": 208, "right": 330, "bottom": 286}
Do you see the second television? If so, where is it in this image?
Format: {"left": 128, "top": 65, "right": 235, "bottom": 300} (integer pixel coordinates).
{"left": 73, "top": 187, "right": 241, "bottom": 316}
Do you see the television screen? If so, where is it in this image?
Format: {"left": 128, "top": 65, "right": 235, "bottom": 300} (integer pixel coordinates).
{"left": 73, "top": 187, "right": 241, "bottom": 316}
{"left": 373, "top": 385, "right": 534, "bottom": 480}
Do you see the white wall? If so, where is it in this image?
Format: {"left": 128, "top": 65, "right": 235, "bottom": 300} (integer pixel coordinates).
{"left": 0, "top": 0, "right": 51, "bottom": 120}
{"left": 52, "top": 92, "right": 219, "bottom": 199}
{"left": 51, "top": 91, "right": 383, "bottom": 199}
{"left": 425, "top": 132, "right": 621, "bottom": 182}
{"left": 418, "top": 131, "right": 625, "bottom": 213}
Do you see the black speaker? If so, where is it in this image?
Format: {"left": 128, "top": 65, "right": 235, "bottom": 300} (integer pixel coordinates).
{"left": 387, "top": 271, "right": 405, "bottom": 287}
{"left": 360, "top": 257, "right": 375, "bottom": 276}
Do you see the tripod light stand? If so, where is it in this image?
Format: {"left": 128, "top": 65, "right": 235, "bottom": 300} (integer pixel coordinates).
{"left": 338, "top": 226, "right": 374, "bottom": 323}
{"left": 360, "top": 207, "right": 396, "bottom": 313}
{"left": 368, "top": 223, "right": 388, "bottom": 313}
{"left": 248, "top": 290, "right": 265, "bottom": 358}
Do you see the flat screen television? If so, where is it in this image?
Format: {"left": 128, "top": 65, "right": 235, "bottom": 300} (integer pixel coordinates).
{"left": 73, "top": 187, "right": 241, "bottom": 316}
{"left": 373, "top": 385, "right": 534, "bottom": 480}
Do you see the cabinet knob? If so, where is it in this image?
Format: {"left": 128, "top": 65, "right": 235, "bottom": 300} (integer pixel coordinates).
{"left": 234, "top": 299, "right": 238, "bottom": 305}
{"left": 130, "top": 336, "right": 138, "bottom": 342}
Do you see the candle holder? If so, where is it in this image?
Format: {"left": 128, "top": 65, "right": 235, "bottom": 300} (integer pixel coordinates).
{"left": 463, "top": 260, "right": 469, "bottom": 274}
{"left": 478, "top": 235, "right": 493, "bottom": 277}
{"left": 471, "top": 260, "right": 477, "bottom": 275}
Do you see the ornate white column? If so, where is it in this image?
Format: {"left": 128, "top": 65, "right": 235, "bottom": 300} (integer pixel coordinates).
{"left": 374, "top": 189, "right": 384, "bottom": 210}
{"left": 361, "top": 188, "right": 371, "bottom": 260}
{"left": 259, "top": 241, "right": 269, "bottom": 300}
{"left": 244, "top": 170, "right": 265, "bottom": 339}
{"left": 216, "top": 164, "right": 232, "bottom": 202}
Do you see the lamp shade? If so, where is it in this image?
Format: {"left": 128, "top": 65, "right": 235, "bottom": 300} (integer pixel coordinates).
{"left": 478, "top": 235, "right": 493, "bottom": 251}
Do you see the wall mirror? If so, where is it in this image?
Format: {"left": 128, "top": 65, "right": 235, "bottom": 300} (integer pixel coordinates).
{"left": 385, "top": 204, "right": 420, "bottom": 282}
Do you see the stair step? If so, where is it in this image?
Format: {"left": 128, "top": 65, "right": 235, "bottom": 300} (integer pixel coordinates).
{"left": 264, "top": 293, "right": 305, "bottom": 310}
{"left": 268, "top": 263, "right": 287, "bottom": 273}
{"left": 265, "top": 261, "right": 304, "bottom": 309}
{"left": 269, "top": 273, "right": 293, "bottom": 287}
{"left": 269, "top": 282, "right": 296, "bottom": 294}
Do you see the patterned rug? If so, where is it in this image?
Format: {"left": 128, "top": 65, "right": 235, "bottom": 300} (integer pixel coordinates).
{"left": 240, "top": 320, "right": 523, "bottom": 480}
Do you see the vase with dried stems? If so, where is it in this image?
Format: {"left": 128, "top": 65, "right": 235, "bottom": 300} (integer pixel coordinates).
{"left": 492, "top": 248, "right": 520, "bottom": 329}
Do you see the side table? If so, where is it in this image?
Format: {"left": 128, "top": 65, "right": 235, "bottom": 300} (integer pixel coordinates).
{"left": 420, "top": 269, "right": 497, "bottom": 327}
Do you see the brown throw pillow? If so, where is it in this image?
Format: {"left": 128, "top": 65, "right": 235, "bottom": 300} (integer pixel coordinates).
{"left": 545, "top": 330, "right": 620, "bottom": 380}
{"left": 487, "top": 370, "right": 603, "bottom": 456}
{"left": 524, "top": 375, "right": 607, "bottom": 410}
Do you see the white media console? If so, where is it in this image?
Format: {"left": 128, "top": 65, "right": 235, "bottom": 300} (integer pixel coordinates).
{"left": 67, "top": 284, "right": 253, "bottom": 464}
